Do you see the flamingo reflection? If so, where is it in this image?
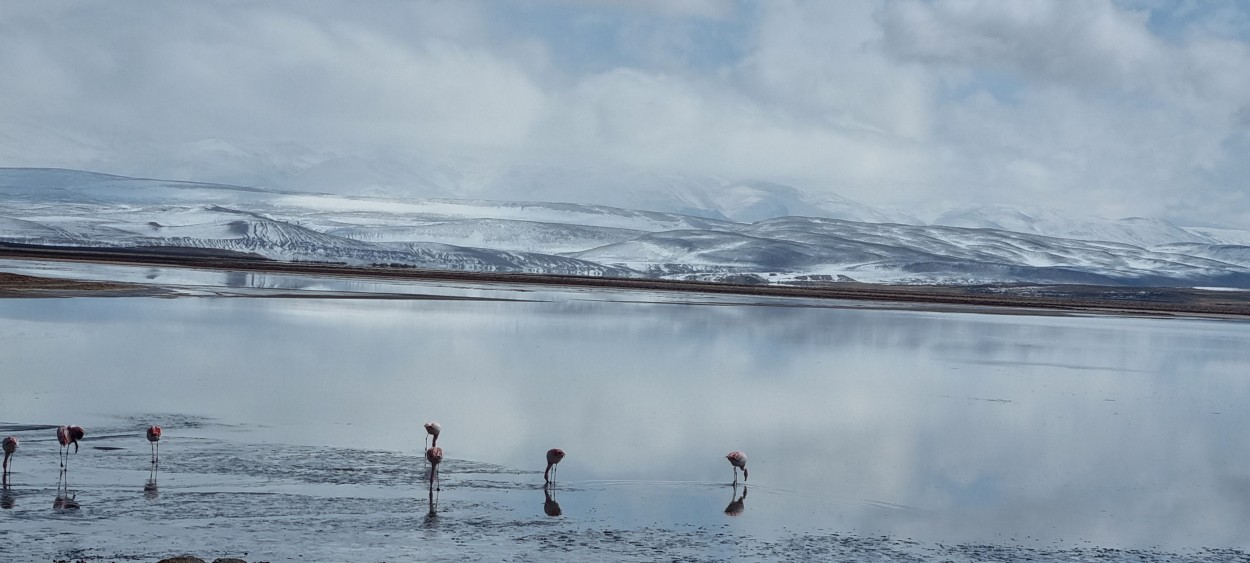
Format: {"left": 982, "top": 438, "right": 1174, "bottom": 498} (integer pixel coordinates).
{"left": 724, "top": 484, "right": 747, "bottom": 516}
{"left": 426, "top": 487, "right": 439, "bottom": 521}
{"left": 144, "top": 464, "right": 159, "bottom": 500}
{"left": 543, "top": 487, "right": 562, "bottom": 517}
{"left": 1, "top": 483, "right": 14, "bottom": 510}
{"left": 54, "top": 471, "right": 79, "bottom": 511}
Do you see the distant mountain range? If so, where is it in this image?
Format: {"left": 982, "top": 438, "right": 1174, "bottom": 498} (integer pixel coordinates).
{"left": 2, "top": 167, "right": 1250, "bottom": 287}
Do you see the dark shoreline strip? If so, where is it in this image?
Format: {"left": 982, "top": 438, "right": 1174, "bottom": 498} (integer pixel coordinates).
{"left": 1, "top": 244, "right": 1249, "bottom": 318}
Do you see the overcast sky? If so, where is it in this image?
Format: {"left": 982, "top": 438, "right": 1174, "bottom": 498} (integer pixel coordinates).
{"left": 1, "top": 1, "right": 1248, "bottom": 227}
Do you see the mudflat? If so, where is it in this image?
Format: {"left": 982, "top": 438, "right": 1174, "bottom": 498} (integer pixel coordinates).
{"left": 0, "top": 271, "right": 165, "bottom": 297}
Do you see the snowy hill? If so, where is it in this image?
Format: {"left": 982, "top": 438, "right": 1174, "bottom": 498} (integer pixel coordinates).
{"left": 572, "top": 216, "right": 1250, "bottom": 286}
{"left": 2, "top": 167, "right": 1250, "bottom": 287}
{"left": 930, "top": 204, "right": 1220, "bottom": 248}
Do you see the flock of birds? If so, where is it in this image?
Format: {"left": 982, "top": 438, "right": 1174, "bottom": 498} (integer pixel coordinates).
{"left": 0, "top": 424, "right": 162, "bottom": 486}
{"left": 1, "top": 423, "right": 750, "bottom": 493}
{"left": 419, "top": 421, "right": 750, "bottom": 490}
{"left": 420, "top": 421, "right": 572, "bottom": 492}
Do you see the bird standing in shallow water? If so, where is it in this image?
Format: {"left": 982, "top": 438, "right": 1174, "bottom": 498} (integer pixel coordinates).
{"left": 424, "top": 421, "right": 441, "bottom": 448}
{"left": 2, "top": 436, "right": 17, "bottom": 480}
{"left": 726, "top": 451, "right": 748, "bottom": 484}
{"left": 544, "top": 448, "right": 565, "bottom": 485}
{"left": 57, "top": 426, "right": 85, "bottom": 471}
{"left": 426, "top": 446, "right": 444, "bottom": 490}
{"left": 57, "top": 426, "right": 69, "bottom": 467}
{"left": 146, "top": 425, "right": 162, "bottom": 465}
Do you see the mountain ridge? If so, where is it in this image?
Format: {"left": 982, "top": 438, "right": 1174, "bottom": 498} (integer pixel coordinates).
{"left": 2, "top": 167, "right": 1249, "bottom": 288}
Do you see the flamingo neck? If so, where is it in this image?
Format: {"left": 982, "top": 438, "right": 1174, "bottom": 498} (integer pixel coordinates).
{"left": 544, "top": 463, "right": 553, "bottom": 482}
{"left": 2, "top": 452, "right": 9, "bottom": 471}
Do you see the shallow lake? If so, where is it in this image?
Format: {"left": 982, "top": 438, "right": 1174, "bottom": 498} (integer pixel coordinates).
{"left": 1, "top": 262, "right": 1249, "bottom": 561}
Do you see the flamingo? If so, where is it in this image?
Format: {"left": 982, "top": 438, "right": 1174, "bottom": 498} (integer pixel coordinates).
{"left": 726, "top": 451, "right": 748, "bottom": 484}
{"left": 425, "top": 446, "right": 444, "bottom": 490}
{"left": 56, "top": 426, "right": 70, "bottom": 469}
{"left": 424, "top": 421, "right": 441, "bottom": 449}
{"left": 146, "top": 425, "right": 162, "bottom": 464}
{"left": 57, "top": 425, "right": 85, "bottom": 470}
{"left": 2, "top": 436, "right": 17, "bottom": 479}
{"left": 544, "top": 448, "right": 565, "bottom": 485}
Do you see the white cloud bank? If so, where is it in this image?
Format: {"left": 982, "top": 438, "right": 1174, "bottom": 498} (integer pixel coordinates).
{"left": 1, "top": 0, "right": 1248, "bottom": 227}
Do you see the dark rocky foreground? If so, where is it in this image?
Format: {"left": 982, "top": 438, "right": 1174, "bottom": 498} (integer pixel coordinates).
{"left": 2, "top": 243, "right": 1250, "bottom": 318}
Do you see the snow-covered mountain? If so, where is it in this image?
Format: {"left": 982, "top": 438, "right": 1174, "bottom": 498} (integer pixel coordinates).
{"left": 40, "top": 140, "right": 928, "bottom": 224}
{"left": 39, "top": 139, "right": 1237, "bottom": 245}
{"left": 3, "top": 167, "right": 1250, "bottom": 287}
{"left": 930, "top": 204, "right": 1218, "bottom": 248}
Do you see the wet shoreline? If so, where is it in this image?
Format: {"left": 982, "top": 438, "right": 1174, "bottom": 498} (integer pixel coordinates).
{"left": 2, "top": 244, "right": 1249, "bottom": 318}
{"left": 4, "top": 417, "right": 1247, "bottom": 563}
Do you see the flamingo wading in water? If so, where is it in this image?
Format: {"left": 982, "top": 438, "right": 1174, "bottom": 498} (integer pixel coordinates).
{"left": 56, "top": 426, "right": 83, "bottom": 470}
{"left": 2, "top": 436, "right": 17, "bottom": 479}
{"left": 146, "top": 425, "right": 162, "bottom": 464}
{"left": 424, "top": 421, "right": 441, "bottom": 449}
{"left": 426, "top": 446, "right": 444, "bottom": 490}
{"left": 544, "top": 448, "right": 565, "bottom": 485}
{"left": 726, "top": 451, "right": 748, "bottom": 484}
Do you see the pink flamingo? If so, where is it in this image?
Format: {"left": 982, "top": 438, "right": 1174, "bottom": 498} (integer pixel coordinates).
{"left": 57, "top": 425, "right": 85, "bottom": 470}
{"left": 544, "top": 448, "right": 565, "bottom": 485}
{"left": 146, "top": 425, "right": 162, "bottom": 464}
{"left": 425, "top": 446, "right": 444, "bottom": 490}
{"left": 726, "top": 451, "right": 748, "bottom": 484}
{"left": 2, "top": 436, "right": 17, "bottom": 479}
{"left": 424, "top": 421, "right": 441, "bottom": 448}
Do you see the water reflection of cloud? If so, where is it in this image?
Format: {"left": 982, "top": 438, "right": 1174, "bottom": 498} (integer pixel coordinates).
{"left": 3, "top": 293, "right": 1250, "bottom": 549}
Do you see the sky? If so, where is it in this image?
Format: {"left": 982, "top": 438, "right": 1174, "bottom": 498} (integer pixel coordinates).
{"left": 1, "top": 0, "right": 1248, "bottom": 227}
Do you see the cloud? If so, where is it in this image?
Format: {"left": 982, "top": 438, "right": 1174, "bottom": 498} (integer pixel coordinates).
{"left": 872, "top": 0, "right": 1250, "bottom": 222}
{"left": 2, "top": 0, "right": 1249, "bottom": 227}
{"left": 0, "top": 1, "right": 546, "bottom": 152}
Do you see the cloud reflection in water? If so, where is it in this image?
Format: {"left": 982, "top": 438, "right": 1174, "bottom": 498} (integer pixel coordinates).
{"left": 0, "top": 290, "right": 1248, "bottom": 549}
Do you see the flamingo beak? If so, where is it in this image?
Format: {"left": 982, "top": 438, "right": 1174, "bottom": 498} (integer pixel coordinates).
{"left": 73, "top": 441, "right": 79, "bottom": 454}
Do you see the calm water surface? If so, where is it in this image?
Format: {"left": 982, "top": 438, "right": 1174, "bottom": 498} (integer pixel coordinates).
{"left": 1, "top": 262, "right": 1249, "bottom": 561}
